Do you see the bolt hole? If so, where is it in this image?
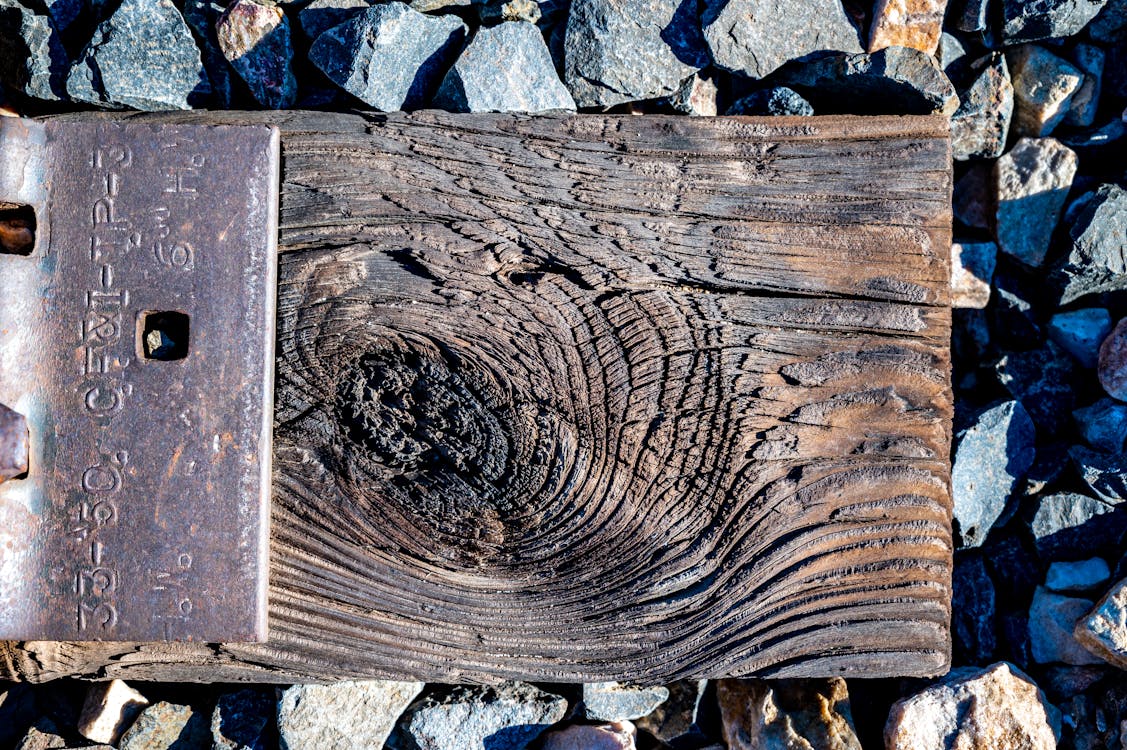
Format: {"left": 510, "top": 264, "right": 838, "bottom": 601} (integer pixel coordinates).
{"left": 0, "top": 204, "right": 36, "bottom": 256}
{"left": 139, "top": 311, "right": 191, "bottom": 361}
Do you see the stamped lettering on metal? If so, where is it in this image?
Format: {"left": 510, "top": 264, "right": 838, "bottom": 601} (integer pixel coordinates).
{"left": 0, "top": 118, "right": 278, "bottom": 641}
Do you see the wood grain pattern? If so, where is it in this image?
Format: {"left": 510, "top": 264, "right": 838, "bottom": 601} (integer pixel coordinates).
{"left": 1, "top": 111, "right": 953, "bottom": 683}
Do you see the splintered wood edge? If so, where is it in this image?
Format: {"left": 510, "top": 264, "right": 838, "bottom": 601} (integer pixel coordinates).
{"left": 2, "top": 112, "right": 952, "bottom": 683}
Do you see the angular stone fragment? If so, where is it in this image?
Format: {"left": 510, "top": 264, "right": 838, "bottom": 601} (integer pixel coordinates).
{"left": 726, "top": 86, "right": 813, "bottom": 116}
{"left": 478, "top": 0, "right": 542, "bottom": 24}
{"left": 1088, "top": 0, "right": 1127, "bottom": 41}
{"left": 215, "top": 0, "right": 297, "bottom": 108}
{"left": 996, "top": 342, "right": 1076, "bottom": 434}
{"left": 953, "top": 163, "right": 991, "bottom": 230}
{"left": 1071, "top": 446, "right": 1127, "bottom": 504}
{"left": 937, "top": 32, "right": 968, "bottom": 82}
{"left": 1049, "top": 308, "right": 1112, "bottom": 369}
{"left": 583, "top": 683, "right": 669, "bottom": 722}
{"left": 16, "top": 718, "right": 64, "bottom": 750}
{"left": 77, "top": 681, "right": 149, "bottom": 746}
{"left": 540, "top": 722, "right": 636, "bottom": 750}
{"left": 310, "top": 4, "right": 466, "bottom": 111}
{"left": 1007, "top": 44, "right": 1083, "bottom": 137}
{"left": 953, "top": 554, "right": 997, "bottom": 662}
{"left": 66, "top": 0, "right": 207, "bottom": 110}
{"left": 955, "top": 0, "right": 991, "bottom": 36}
{"left": 702, "top": 0, "right": 861, "bottom": 80}
{"left": 183, "top": 0, "right": 236, "bottom": 107}
{"left": 634, "top": 680, "right": 706, "bottom": 744}
{"left": 565, "top": 0, "right": 704, "bottom": 107}
{"left": 1075, "top": 399, "right": 1127, "bottom": 453}
{"left": 0, "top": 0, "right": 67, "bottom": 100}
{"left": 774, "top": 46, "right": 958, "bottom": 115}
{"left": 1002, "top": 0, "right": 1109, "bottom": 42}
{"left": 951, "top": 241, "right": 997, "bottom": 308}
{"left": 434, "top": 22, "right": 574, "bottom": 112}
{"left": 867, "top": 0, "right": 948, "bottom": 54}
{"left": 717, "top": 679, "right": 862, "bottom": 750}
{"left": 1056, "top": 186, "right": 1127, "bottom": 304}
{"left": 1063, "top": 43, "right": 1104, "bottom": 129}
{"left": 952, "top": 400, "right": 1036, "bottom": 548}
{"left": 298, "top": 0, "right": 372, "bottom": 41}
{"left": 1047, "top": 558, "right": 1111, "bottom": 593}
{"left": 951, "top": 54, "right": 1013, "bottom": 160}
{"left": 1030, "top": 586, "right": 1104, "bottom": 664}
{"left": 401, "top": 683, "right": 567, "bottom": 750}
{"left": 119, "top": 702, "right": 208, "bottom": 750}
{"left": 277, "top": 680, "right": 423, "bottom": 750}
{"left": 884, "top": 662, "right": 1060, "bottom": 749}
{"left": 666, "top": 73, "right": 717, "bottom": 116}
{"left": 1075, "top": 576, "right": 1127, "bottom": 668}
{"left": 993, "top": 137, "right": 1077, "bottom": 267}
{"left": 1031, "top": 492, "right": 1126, "bottom": 560}
{"left": 212, "top": 689, "right": 273, "bottom": 750}
{"left": 1101, "top": 318, "right": 1127, "bottom": 401}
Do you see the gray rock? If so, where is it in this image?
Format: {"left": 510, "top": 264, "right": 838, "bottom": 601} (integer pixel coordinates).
{"left": 774, "top": 46, "right": 958, "bottom": 115}
{"left": 401, "top": 683, "right": 568, "bottom": 750}
{"left": 993, "top": 137, "right": 1077, "bottom": 267}
{"left": 1070, "top": 446, "right": 1127, "bottom": 504}
{"left": 0, "top": 0, "right": 67, "bottom": 100}
{"left": 478, "top": 0, "right": 542, "bottom": 24}
{"left": 434, "top": 22, "right": 574, "bottom": 112}
{"left": 996, "top": 341, "right": 1076, "bottom": 435}
{"left": 938, "top": 32, "right": 969, "bottom": 83}
{"left": 41, "top": 0, "right": 80, "bottom": 33}
{"left": 952, "top": 54, "right": 1013, "bottom": 160}
{"left": 953, "top": 162, "right": 992, "bottom": 230}
{"left": 955, "top": 0, "right": 992, "bottom": 36}
{"left": 1055, "top": 185, "right": 1127, "bottom": 304}
{"left": 1064, "top": 43, "right": 1104, "bottom": 128}
{"left": 1046, "top": 558, "right": 1112, "bottom": 593}
{"left": 563, "top": 0, "right": 705, "bottom": 107}
{"left": 119, "top": 702, "right": 208, "bottom": 750}
{"left": 1101, "top": 318, "right": 1127, "bottom": 402}
{"left": 310, "top": 4, "right": 466, "bottom": 111}
{"left": 277, "top": 680, "right": 423, "bottom": 750}
{"left": 410, "top": 0, "right": 471, "bottom": 10}
{"left": 1074, "top": 575, "right": 1127, "bottom": 668}
{"left": 1031, "top": 492, "right": 1126, "bottom": 560}
{"left": 1048, "top": 308, "right": 1112, "bottom": 369}
{"left": 15, "top": 718, "right": 64, "bottom": 750}
{"left": 666, "top": 73, "right": 718, "bottom": 116}
{"left": 66, "top": 0, "right": 207, "bottom": 110}
{"left": 1088, "top": 0, "right": 1127, "bottom": 41}
{"left": 0, "top": 685, "right": 36, "bottom": 748}
{"left": 990, "top": 272, "right": 1042, "bottom": 343}
{"left": 951, "top": 240, "right": 997, "bottom": 308}
{"left": 583, "top": 683, "right": 669, "bottom": 722}
{"left": 1030, "top": 586, "right": 1104, "bottom": 665}
{"left": 1075, "top": 398, "right": 1127, "bottom": 453}
{"left": 885, "top": 663, "right": 1060, "bottom": 750}
{"left": 633, "top": 680, "right": 706, "bottom": 744}
{"left": 215, "top": 0, "right": 297, "bottom": 108}
{"left": 701, "top": 0, "right": 862, "bottom": 80}
{"left": 540, "top": 723, "right": 635, "bottom": 750}
{"left": 298, "top": 0, "right": 373, "bottom": 41}
{"left": 1008, "top": 44, "right": 1084, "bottom": 137}
{"left": 953, "top": 554, "right": 997, "bottom": 663}
{"left": 212, "top": 689, "right": 272, "bottom": 750}
{"left": 183, "top": 0, "right": 235, "bottom": 107}
{"left": 1002, "top": 0, "right": 1108, "bottom": 42}
{"left": 951, "top": 400, "right": 1036, "bottom": 548}
{"left": 726, "top": 86, "right": 813, "bottom": 116}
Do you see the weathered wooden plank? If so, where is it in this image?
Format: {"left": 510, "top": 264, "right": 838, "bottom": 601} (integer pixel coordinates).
{"left": 0, "top": 111, "right": 952, "bottom": 683}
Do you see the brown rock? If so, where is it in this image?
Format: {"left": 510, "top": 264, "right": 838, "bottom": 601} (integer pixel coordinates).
{"left": 885, "top": 662, "right": 1060, "bottom": 750}
{"left": 951, "top": 241, "right": 997, "bottom": 308}
{"left": 1007, "top": 44, "right": 1083, "bottom": 137}
{"left": 215, "top": 0, "right": 298, "bottom": 108}
{"left": 1076, "top": 575, "right": 1127, "bottom": 668}
{"left": 717, "top": 678, "right": 862, "bottom": 750}
{"left": 1099, "top": 319, "right": 1127, "bottom": 401}
{"left": 868, "top": 0, "right": 949, "bottom": 54}
{"left": 540, "top": 722, "right": 636, "bottom": 750}
{"left": 77, "top": 681, "right": 149, "bottom": 746}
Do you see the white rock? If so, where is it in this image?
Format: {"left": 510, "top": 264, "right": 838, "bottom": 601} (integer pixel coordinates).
{"left": 993, "top": 137, "right": 1077, "bottom": 267}
{"left": 885, "top": 662, "right": 1060, "bottom": 749}
{"left": 1076, "top": 576, "right": 1127, "bottom": 668}
{"left": 1007, "top": 44, "right": 1083, "bottom": 137}
{"left": 77, "top": 680, "right": 149, "bottom": 745}
{"left": 1046, "top": 558, "right": 1112, "bottom": 593}
{"left": 278, "top": 680, "right": 423, "bottom": 750}
{"left": 951, "top": 241, "right": 997, "bottom": 308}
{"left": 540, "top": 721, "right": 636, "bottom": 750}
{"left": 583, "top": 682, "right": 669, "bottom": 722}
{"left": 1029, "top": 586, "right": 1104, "bottom": 665}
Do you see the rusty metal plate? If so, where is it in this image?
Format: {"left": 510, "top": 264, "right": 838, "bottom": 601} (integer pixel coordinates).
{"left": 0, "top": 118, "right": 278, "bottom": 641}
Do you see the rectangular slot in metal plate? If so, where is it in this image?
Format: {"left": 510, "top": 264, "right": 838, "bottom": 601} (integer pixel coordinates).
{"left": 0, "top": 118, "right": 279, "bottom": 641}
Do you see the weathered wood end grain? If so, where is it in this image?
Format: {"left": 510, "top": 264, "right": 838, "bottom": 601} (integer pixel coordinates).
{"left": 1, "top": 111, "right": 953, "bottom": 683}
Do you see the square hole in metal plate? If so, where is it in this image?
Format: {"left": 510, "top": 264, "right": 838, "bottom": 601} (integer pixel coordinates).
{"left": 0, "top": 204, "right": 36, "bottom": 256}
{"left": 139, "top": 311, "right": 191, "bottom": 361}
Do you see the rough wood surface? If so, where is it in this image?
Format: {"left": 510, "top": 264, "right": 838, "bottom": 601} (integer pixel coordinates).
{"left": 1, "top": 111, "right": 953, "bottom": 683}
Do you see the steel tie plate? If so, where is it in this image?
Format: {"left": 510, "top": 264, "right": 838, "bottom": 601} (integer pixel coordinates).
{"left": 0, "top": 118, "right": 279, "bottom": 641}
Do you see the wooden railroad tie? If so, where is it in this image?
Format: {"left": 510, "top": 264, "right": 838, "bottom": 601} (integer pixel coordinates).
{"left": 1, "top": 111, "right": 952, "bottom": 683}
